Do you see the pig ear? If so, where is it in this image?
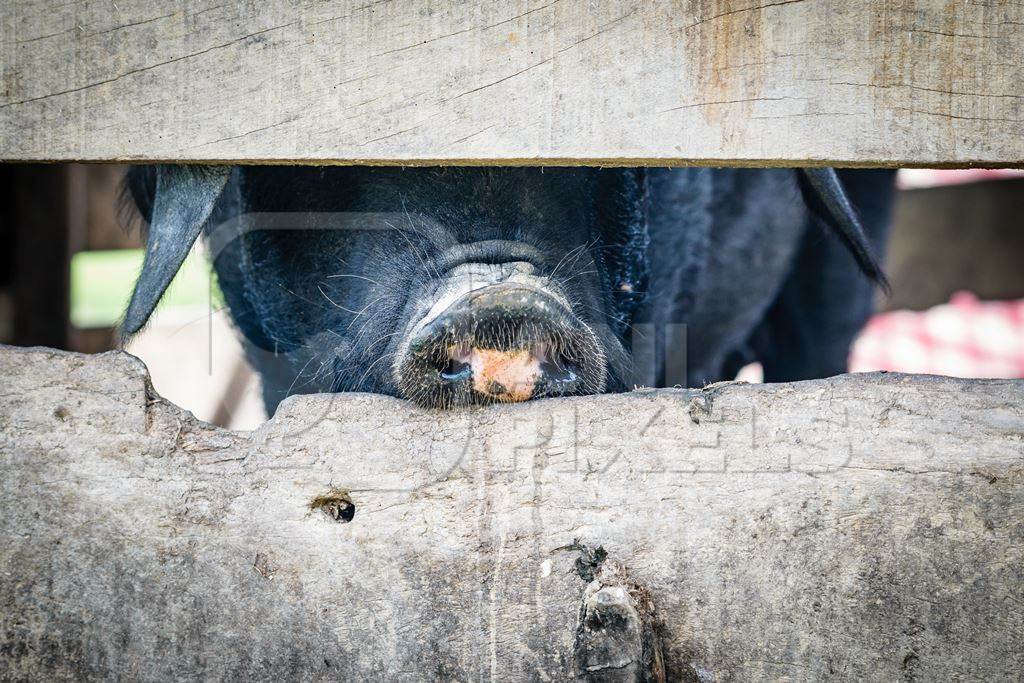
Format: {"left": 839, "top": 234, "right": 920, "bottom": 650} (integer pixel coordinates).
{"left": 797, "top": 168, "right": 890, "bottom": 294}
{"left": 121, "top": 165, "right": 231, "bottom": 335}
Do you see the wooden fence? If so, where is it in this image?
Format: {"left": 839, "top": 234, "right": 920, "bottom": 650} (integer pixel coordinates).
{"left": 2, "top": 0, "right": 1022, "bottom": 166}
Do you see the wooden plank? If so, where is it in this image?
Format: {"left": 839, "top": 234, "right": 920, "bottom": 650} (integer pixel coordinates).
{"left": 2, "top": 346, "right": 1022, "bottom": 679}
{"left": 1, "top": 0, "right": 1022, "bottom": 165}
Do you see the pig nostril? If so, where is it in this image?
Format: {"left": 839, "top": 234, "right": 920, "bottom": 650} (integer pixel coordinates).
{"left": 440, "top": 358, "right": 472, "bottom": 382}
{"left": 400, "top": 285, "right": 607, "bottom": 406}
{"left": 541, "top": 356, "right": 578, "bottom": 384}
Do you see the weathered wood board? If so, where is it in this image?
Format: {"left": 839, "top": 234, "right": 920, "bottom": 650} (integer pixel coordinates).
{"left": 1, "top": 346, "right": 1022, "bottom": 680}
{"left": 1, "top": 1, "right": 1022, "bottom": 165}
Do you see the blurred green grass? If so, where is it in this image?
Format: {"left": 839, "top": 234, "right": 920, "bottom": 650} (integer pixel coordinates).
{"left": 70, "top": 248, "right": 223, "bottom": 328}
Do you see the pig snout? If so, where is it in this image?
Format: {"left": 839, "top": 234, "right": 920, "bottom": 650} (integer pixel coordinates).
{"left": 394, "top": 259, "right": 606, "bottom": 408}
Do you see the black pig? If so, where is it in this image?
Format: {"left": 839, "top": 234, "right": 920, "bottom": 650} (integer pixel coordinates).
{"left": 123, "top": 167, "right": 894, "bottom": 412}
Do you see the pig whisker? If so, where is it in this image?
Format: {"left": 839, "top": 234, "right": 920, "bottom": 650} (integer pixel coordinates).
{"left": 278, "top": 283, "right": 338, "bottom": 313}
{"left": 284, "top": 351, "right": 325, "bottom": 398}
{"left": 347, "top": 302, "right": 400, "bottom": 344}
{"left": 359, "top": 330, "right": 402, "bottom": 353}
{"left": 348, "top": 315, "right": 401, "bottom": 352}
{"left": 396, "top": 199, "right": 446, "bottom": 281}
{"left": 554, "top": 269, "right": 599, "bottom": 287}
{"left": 348, "top": 351, "right": 399, "bottom": 392}
{"left": 338, "top": 294, "right": 391, "bottom": 329}
{"left": 547, "top": 241, "right": 594, "bottom": 282}
{"left": 349, "top": 317, "right": 388, "bottom": 348}
{"left": 317, "top": 284, "right": 368, "bottom": 314}
{"left": 382, "top": 219, "right": 439, "bottom": 281}
{"left": 308, "top": 345, "right": 360, "bottom": 391}
{"left": 307, "top": 355, "right": 338, "bottom": 388}
{"left": 325, "top": 273, "right": 385, "bottom": 286}
{"left": 566, "top": 299, "right": 612, "bottom": 323}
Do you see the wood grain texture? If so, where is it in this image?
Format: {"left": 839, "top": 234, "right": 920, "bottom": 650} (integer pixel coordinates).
{"left": 1, "top": 1, "right": 1022, "bottom": 165}
{"left": 1, "top": 346, "right": 1022, "bottom": 680}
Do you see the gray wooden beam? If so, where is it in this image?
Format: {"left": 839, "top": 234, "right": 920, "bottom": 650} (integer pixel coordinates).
{"left": 1, "top": 346, "right": 1022, "bottom": 679}
{"left": 1, "top": 1, "right": 1022, "bottom": 165}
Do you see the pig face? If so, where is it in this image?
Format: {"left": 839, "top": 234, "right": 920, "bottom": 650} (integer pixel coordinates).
{"left": 232, "top": 167, "right": 647, "bottom": 407}
{"left": 123, "top": 165, "right": 886, "bottom": 413}
{"left": 128, "top": 166, "right": 647, "bottom": 408}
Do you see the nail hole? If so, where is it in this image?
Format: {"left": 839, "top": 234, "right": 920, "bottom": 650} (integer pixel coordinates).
{"left": 309, "top": 489, "right": 355, "bottom": 523}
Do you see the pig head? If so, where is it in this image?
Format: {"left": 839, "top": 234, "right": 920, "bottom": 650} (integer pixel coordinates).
{"left": 122, "top": 166, "right": 893, "bottom": 413}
